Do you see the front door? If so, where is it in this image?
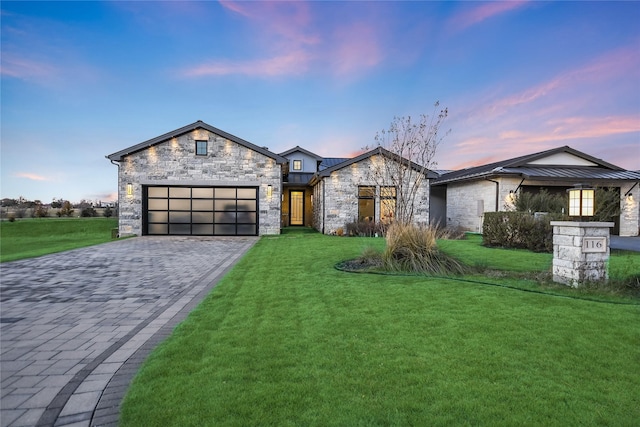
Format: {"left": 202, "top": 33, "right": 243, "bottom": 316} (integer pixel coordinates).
{"left": 290, "top": 191, "right": 304, "bottom": 226}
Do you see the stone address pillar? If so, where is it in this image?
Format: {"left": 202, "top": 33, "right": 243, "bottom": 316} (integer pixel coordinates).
{"left": 550, "top": 221, "right": 614, "bottom": 287}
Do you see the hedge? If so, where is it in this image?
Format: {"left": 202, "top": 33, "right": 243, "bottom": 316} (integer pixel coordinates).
{"left": 482, "top": 211, "right": 568, "bottom": 253}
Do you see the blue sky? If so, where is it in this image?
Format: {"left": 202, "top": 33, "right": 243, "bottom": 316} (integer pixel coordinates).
{"left": 2, "top": 1, "right": 639, "bottom": 203}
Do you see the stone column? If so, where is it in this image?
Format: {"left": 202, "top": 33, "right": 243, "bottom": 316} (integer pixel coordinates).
{"left": 550, "top": 221, "right": 614, "bottom": 287}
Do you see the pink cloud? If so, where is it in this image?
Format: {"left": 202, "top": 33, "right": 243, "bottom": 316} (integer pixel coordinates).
{"left": 448, "top": 1, "right": 529, "bottom": 33}
{"left": 183, "top": 1, "right": 385, "bottom": 79}
{"left": 14, "top": 172, "right": 48, "bottom": 181}
{"left": 331, "top": 22, "right": 384, "bottom": 76}
{"left": 184, "top": 50, "right": 312, "bottom": 77}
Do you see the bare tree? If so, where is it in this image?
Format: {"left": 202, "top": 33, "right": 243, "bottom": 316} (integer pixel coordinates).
{"left": 366, "top": 102, "right": 449, "bottom": 224}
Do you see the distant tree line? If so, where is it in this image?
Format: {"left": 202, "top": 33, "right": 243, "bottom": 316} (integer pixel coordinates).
{"left": 1, "top": 197, "right": 117, "bottom": 220}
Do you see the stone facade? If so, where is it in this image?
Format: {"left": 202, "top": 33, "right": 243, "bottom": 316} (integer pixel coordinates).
{"left": 446, "top": 177, "right": 521, "bottom": 233}
{"left": 551, "top": 221, "right": 613, "bottom": 287}
{"left": 313, "top": 155, "right": 430, "bottom": 234}
{"left": 117, "top": 129, "right": 281, "bottom": 236}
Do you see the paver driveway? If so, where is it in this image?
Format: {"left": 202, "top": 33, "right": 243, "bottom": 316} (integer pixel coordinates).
{"left": 1, "top": 236, "right": 257, "bottom": 427}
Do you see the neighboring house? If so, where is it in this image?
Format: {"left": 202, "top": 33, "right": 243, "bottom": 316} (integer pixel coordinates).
{"left": 430, "top": 146, "right": 640, "bottom": 237}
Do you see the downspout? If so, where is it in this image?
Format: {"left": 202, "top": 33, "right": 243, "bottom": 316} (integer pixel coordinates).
{"left": 109, "top": 159, "right": 121, "bottom": 218}
{"left": 485, "top": 178, "right": 500, "bottom": 212}
{"left": 322, "top": 180, "right": 326, "bottom": 234}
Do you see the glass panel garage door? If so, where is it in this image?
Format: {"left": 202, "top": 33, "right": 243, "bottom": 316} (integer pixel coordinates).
{"left": 145, "top": 186, "right": 258, "bottom": 236}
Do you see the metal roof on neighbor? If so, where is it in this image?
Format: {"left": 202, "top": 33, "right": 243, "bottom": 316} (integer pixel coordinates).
{"left": 285, "top": 173, "right": 315, "bottom": 185}
{"left": 106, "top": 120, "right": 287, "bottom": 163}
{"left": 433, "top": 146, "right": 638, "bottom": 185}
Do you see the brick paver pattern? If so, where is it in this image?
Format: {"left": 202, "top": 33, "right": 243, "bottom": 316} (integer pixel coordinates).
{"left": 1, "top": 236, "right": 257, "bottom": 427}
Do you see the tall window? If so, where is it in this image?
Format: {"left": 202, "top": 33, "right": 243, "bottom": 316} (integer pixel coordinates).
{"left": 380, "top": 186, "right": 396, "bottom": 223}
{"left": 358, "top": 186, "right": 375, "bottom": 222}
{"left": 195, "top": 140, "right": 207, "bottom": 156}
{"left": 292, "top": 159, "right": 302, "bottom": 171}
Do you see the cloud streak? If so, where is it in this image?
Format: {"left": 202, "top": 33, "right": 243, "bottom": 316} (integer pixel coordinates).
{"left": 14, "top": 172, "right": 49, "bottom": 181}
{"left": 181, "top": 1, "right": 385, "bottom": 79}
{"left": 447, "top": 1, "right": 529, "bottom": 33}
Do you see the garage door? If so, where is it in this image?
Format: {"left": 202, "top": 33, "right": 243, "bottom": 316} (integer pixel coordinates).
{"left": 144, "top": 186, "right": 258, "bottom": 236}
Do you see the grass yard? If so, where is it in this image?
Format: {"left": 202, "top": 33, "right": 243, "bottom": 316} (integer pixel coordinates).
{"left": 121, "top": 232, "right": 640, "bottom": 426}
{"left": 0, "top": 217, "right": 118, "bottom": 262}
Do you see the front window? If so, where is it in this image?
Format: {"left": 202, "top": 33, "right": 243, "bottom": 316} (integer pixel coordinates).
{"left": 195, "top": 140, "right": 207, "bottom": 156}
{"left": 292, "top": 159, "right": 302, "bottom": 171}
{"left": 358, "top": 186, "right": 375, "bottom": 222}
{"left": 380, "top": 186, "right": 396, "bottom": 223}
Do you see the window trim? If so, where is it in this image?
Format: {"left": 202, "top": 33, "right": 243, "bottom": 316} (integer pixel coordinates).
{"left": 292, "top": 159, "right": 303, "bottom": 171}
{"left": 195, "top": 140, "right": 208, "bottom": 156}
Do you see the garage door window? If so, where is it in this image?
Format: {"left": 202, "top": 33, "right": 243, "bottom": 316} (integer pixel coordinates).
{"left": 145, "top": 186, "right": 258, "bottom": 236}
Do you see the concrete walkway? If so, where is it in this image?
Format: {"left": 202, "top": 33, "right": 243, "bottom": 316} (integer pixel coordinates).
{"left": 1, "top": 236, "right": 257, "bottom": 427}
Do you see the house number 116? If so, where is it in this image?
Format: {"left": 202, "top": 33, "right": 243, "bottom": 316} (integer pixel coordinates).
{"left": 582, "top": 237, "right": 607, "bottom": 253}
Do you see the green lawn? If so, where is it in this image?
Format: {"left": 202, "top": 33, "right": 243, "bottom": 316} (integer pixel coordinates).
{"left": 0, "top": 217, "right": 118, "bottom": 262}
{"left": 121, "top": 232, "right": 640, "bottom": 426}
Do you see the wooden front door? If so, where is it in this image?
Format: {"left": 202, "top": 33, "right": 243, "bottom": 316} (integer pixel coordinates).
{"left": 290, "top": 191, "right": 304, "bottom": 226}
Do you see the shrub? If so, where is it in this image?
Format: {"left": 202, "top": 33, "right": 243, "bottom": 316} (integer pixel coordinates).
{"left": 383, "top": 223, "right": 467, "bottom": 275}
{"left": 81, "top": 207, "right": 97, "bottom": 217}
{"left": 345, "top": 220, "right": 387, "bottom": 237}
{"left": 514, "top": 189, "right": 565, "bottom": 213}
{"left": 57, "top": 201, "right": 74, "bottom": 217}
{"left": 33, "top": 203, "right": 49, "bottom": 218}
{"left": 103, "top": 206, "right": 113, "bottom": 218}
{"left": 483, "top": 211, "right": 567, "bottom": 252}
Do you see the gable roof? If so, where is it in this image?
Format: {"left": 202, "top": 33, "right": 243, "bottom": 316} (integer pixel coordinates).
{"left": 433, "top": 146, "right": 639, "bottom": 185}
{"left": 310, "top": 146, "right": 438, "bottom": 185}
{"left": 106, "top": 120, "right": 286, "bottom": 163}
{"left": 279, "top": 146, "right": 323, "bottom": 160}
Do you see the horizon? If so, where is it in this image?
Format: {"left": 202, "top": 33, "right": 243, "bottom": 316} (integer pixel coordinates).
{"left": 2, "top": 1, "right": 639, "bottom": 203}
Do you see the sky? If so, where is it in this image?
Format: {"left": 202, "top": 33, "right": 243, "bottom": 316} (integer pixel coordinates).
{"left": 1, "top": 1, "right": 639, "bottom": 204}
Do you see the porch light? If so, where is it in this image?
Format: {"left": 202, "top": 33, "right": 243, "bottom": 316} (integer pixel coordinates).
{"left": 267, "top": 184, "right": 273, "bottom": 198}
{"left": 126, "top": 183, "right": 133, "bottom": 196}
{"left": 567, "top": 184, "right": 594, "bottom": 220}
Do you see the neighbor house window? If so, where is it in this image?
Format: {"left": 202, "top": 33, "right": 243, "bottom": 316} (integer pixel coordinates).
{"left": 292, "top": 160, "right": 302, "bottom": 171}
{"left": 380, "top": 186, "right": 396, "bottom": 223}
{"left": 195, "top": 140, "right": 207, "bottom": 156}
{"left": 358, "top": 186, "right": 375, "bottom": 222}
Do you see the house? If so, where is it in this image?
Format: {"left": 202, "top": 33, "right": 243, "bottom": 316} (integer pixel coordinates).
{"left": 107, "top": 121, "right": 435, "bottom": 236}
{"left": 430, "top": 146, "right": 640, "bottom": 236}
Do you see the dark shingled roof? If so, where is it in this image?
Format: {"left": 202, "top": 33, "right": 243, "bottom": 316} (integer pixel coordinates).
{"left": 106, "top": 120, "right": 286, "bottom": 163}
{"left": 433, "top": 146, "right": 639, "bottom": 185}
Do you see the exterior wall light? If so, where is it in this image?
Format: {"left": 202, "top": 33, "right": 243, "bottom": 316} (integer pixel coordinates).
{"left": 567, "top": 184, "right": 594, "bottom": 220}
{"left": 267, "top": 184, "right": 273, "bottom": 198}
{"left": 126, "top": 183, "right": 133, "bottom": 196}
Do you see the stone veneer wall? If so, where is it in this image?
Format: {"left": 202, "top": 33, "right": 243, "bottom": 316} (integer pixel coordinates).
{"left": 117, "top": 129, "right": 281, "bottom": 236}
{"left": 318, "top": 155, "right": 430, "bottom": 234}
{"left": 446, "top": 177, "right": 521, "bottom": 232}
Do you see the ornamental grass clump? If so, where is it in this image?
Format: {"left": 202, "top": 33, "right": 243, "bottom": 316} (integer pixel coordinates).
{"left": 383, "top": 222, "right": 467, "bottom": 275}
